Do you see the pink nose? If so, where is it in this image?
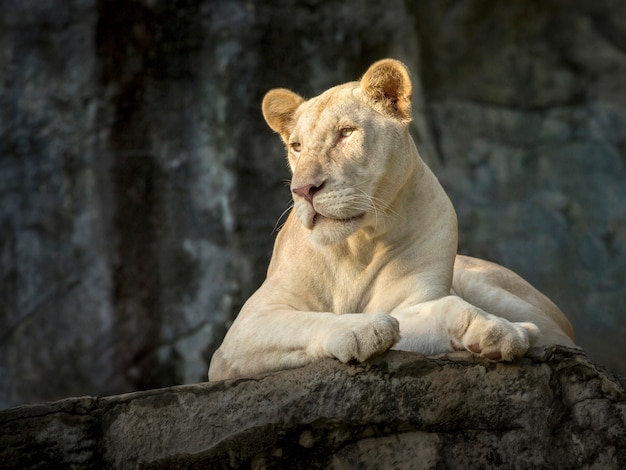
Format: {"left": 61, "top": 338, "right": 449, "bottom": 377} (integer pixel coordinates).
{"left": 292, "top": 183, "right": 324, "bottom": 203}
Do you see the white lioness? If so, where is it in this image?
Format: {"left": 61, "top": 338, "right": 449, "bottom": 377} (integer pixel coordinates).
{"left": 209, "top": 59, "right": 577, "bottom": 381}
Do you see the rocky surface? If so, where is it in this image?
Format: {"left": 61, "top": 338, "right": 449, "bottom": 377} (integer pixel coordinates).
{"left": 1, "top": 348, "right": 625, "bottom": 469}
{"left": 1, "top": 0, "right": 625, "bottom": 408}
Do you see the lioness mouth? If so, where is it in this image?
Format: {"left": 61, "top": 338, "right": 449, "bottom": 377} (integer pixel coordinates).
{"left": 313, "top": 213, "right": 365, "bottom": 225}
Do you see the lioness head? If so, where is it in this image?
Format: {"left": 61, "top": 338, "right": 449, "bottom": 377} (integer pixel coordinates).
{"left": 262, "top": 59, "right": 417, "bottom": 245}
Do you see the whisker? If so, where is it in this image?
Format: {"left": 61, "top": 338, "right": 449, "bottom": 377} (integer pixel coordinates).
{"left": 353, "top": 189, "right": 381, "bottom": 229}
{"left": 365, "top": 191, "right": 404, "bottom": 221}
{"left": 273, "top": 201, "right": 294, "bottom": 233}
{"left": 350, "top": 189, "right": 406, "bottom": 230}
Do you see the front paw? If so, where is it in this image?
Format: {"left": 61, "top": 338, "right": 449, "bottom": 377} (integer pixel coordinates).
{"left": 452, "top": 311, "right": 539, "bottom": 361}
{"left": 324, "top": 313, "right": 400, "bottom": 363}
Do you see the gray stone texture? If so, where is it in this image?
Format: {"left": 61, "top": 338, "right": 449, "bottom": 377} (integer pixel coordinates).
{"left": 1, "top": 0, "right": 625, "bottom": 408}
{"left": 1, "top": 348, "right": 625, "bottom": 468}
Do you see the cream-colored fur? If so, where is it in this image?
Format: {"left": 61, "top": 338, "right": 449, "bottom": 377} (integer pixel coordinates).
{"left": 209, "top": 59, "right": 577, "bottom": 381}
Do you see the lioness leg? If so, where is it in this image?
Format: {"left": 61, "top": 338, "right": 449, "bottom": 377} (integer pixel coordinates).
{"left": 452, "top": 255, "right": 577, "bottom": 347}
{"left": 209, "top": 310, "right": 400, "bottom": 381}
{"left": 391, "top": 295, "right": 539, "bottom": 360}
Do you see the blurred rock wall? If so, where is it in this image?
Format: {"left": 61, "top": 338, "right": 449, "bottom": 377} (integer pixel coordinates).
{"left": 1, "top": 0, "right": 624, "bottom": 408}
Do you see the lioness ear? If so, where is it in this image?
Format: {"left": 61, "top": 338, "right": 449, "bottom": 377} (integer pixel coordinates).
{"left": 360, "top": 59, "right": 412, "bottom": 121}
{"left": 262, "top": 88, "right": 305, "bottom": 142}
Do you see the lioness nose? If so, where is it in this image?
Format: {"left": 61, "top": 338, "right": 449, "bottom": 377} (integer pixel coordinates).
{"left": 292, "top": 183, "right": 324, "bottom": 203}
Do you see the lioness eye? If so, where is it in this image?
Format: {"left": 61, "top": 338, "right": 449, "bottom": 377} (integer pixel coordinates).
{"left": 290, "top": 142, "right": 301, "bottom": 153}
{"left": 340, "top": 127, "right": 354, "bottom": 138}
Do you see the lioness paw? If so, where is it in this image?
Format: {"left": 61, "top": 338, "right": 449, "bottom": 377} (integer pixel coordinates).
{"left": 325, "top": 313, "right": 400, "bottom": 363}
{"left": 456, "top": 313, "right": 539, "bottom": 361}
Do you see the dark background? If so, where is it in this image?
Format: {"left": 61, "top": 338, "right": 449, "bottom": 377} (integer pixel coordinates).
{"left": 1, "top": 0, "right": 625, "bottom": 409}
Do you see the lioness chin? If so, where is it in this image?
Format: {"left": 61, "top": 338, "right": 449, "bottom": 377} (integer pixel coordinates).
{"left": 209, "top": 59, "right": 577, "bottom": 381}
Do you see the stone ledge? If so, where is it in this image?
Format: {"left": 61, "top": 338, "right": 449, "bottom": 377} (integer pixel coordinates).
{"left": 1, "top": 347, "right": 625, "bottom": 469}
